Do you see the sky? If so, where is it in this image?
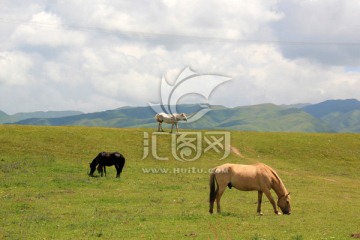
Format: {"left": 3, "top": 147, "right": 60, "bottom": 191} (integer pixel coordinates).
{"left": 1, "top": 0, "right": 360, "bottom": 114}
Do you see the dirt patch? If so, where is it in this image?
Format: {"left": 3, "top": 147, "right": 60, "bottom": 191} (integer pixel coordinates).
{"left": 185, "top": 232, "right": 197, "bottom": 237}
{"left": 230, "top": 145, "right": 244, "bottom": 158}
{"left": 351, "top": 233, "right": 360, "bottom": 238}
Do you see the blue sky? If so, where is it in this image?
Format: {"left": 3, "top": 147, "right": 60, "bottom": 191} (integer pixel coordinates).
{"left": 1, "top": 0, "right": 360, "bottom": 114}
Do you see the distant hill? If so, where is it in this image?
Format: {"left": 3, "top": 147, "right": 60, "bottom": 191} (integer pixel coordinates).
{"left": 302, "top": 99, "right": 360, "bottom": 118}
{"left": 0, "top": 110, "right": 83, "bottom": 124}
{"left": 302, "top": 99, "right": 360, "bottom": 132}
{"left": 11, "top": 105, "right": 205, "bottom": 128}
{"left": 0, "top": 110, "right": 8, "bottom": 118}
{"left": 3, "top": 99, "right": 360, "bottom": 132}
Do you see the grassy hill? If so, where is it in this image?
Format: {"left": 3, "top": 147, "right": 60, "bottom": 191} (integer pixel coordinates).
{"left": 302, "top": 99, "right": 360, "bottom": 118}
{"left": 8, "top": 99, "right": 360, "bottom": 132}
{"left": 1, "top": 125, "right": 359, "bottom": 239}
{"left": 303, "top": 99, "right": 360, "bottom": 132}
{"left": 184, "top": 104, "right": 332, "bottom": 132}
{"left": 11, "top": 104, "right": 335, "bottom": 132}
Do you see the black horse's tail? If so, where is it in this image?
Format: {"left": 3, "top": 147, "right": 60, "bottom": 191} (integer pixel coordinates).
{"left": 209, "top": 170, "right": 219, "bottom": 204}
{"left": 119, "top": 155, "right": 125, "bottom": 172}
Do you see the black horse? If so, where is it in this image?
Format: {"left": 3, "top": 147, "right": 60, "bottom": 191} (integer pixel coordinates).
{"left": 89, "top": 152, "right": 125, "bottom": 178}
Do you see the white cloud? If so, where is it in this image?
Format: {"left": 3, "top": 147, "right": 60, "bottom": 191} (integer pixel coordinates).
{"left": 0, "top": 0, "right": 360, "bottom": 114}
{"left": 273, "top": 0, "right": 360, "bottom": 65}
{"left": 10, "top": 11, "right": 86, "bottom": 48}
{"left": 0, "top": 51, "right": 33, "bottom": 85}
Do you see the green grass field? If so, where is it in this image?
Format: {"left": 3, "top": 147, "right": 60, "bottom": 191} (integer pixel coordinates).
{"left": 0, "top": 125, "right": 359, "bottom": 239}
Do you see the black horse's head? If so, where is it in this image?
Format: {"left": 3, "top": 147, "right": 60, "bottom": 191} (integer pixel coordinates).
{"left": 89, "top": 161, "right": 97, "bottom": 177}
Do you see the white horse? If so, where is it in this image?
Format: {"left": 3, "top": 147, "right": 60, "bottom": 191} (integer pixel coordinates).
{"left": 155, "top": 113, "right": 187, "bottom": 133}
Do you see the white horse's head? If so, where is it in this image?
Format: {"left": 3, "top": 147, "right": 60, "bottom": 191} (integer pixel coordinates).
{"left": 176, "top": 113, "right": 187, "bottom": 121}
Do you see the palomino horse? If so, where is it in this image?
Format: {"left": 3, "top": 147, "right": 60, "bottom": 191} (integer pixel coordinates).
{"left": 209, "top": 163, "right": 291, "bottom": 215}
{"left": 155, "top": 113, "right": 187, "bottom": 133}
{"left": 89, "top": 152, "right": 125, "bottom": 178}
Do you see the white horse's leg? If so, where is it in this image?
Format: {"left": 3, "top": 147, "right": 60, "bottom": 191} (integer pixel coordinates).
{"left": 159, "top": 122, "right": 164, "bottom": 132}
{"left": 170, "top": 123, "right": 174, "bottom": 133}
{"left": 176, "top": 122, "right": 179, "bottom": 133}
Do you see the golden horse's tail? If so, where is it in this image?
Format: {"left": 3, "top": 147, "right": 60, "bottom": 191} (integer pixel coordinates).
{"left": 209, "top": 170, "right": 219, "bottom": 204}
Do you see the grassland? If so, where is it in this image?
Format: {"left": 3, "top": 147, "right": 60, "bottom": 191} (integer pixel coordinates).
{"left": 0, "top": 125, "right": 359, "bottom": 239}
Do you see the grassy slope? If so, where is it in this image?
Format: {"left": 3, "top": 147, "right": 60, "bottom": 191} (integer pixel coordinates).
{"left": 0, "top": 125, "right": 359, "bottom": 239}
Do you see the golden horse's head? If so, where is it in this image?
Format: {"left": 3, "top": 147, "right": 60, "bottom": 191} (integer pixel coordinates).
{"left": 277, "top": 193, "right": 291, "bottom": 215}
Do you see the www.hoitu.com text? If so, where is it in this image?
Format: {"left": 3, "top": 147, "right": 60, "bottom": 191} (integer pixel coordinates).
{"left": 141, "top": 167, "right": 228, "bottom": 174}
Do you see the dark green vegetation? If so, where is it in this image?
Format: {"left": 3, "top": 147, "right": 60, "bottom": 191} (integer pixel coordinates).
{"left": 2, "top": 99, "right": 360, "bottom": 132}
{"left": 1, "top": 125, "right": 359, "bottom": 239}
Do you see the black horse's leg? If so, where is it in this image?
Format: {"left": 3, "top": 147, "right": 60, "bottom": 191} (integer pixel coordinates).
{"left": 257, "top": 191, "right": 263, "bottom": 215}
{"left": 116, "top": 161, "right": 125, "bottom": 178}
{"left": 104, "top": 166, "right": 106, "bottom": 176}
{"left": 115, "top": 165, "right": 120, "bottom": 178}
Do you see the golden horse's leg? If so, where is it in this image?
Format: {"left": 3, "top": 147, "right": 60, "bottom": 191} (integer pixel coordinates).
{"left": 209, "top": 202, "right": 214, "bottom": 214}
{"left": 257, "top": 191, "right": 263, "bottom": 215}
{"left": 263, "top": 189, "right": 281, "bottom": 215}
{"left": 215, "top": 186, "right": 226, "bottom": 214}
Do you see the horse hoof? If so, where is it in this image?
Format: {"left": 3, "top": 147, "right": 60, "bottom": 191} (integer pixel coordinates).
{"left": 257, "top": 212, "right": 263, "bottom": 216}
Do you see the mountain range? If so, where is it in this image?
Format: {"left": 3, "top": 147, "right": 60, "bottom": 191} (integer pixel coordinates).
{"left": 0, "top": 110, "right": 83, "bottom": 124}
{"left": 2, "top": 99, "right": 360, "bottom": 132}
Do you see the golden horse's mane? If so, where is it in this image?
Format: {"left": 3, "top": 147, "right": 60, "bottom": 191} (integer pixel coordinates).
{"left": 260, "top": 163, "right": 288, "bottom": 196}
